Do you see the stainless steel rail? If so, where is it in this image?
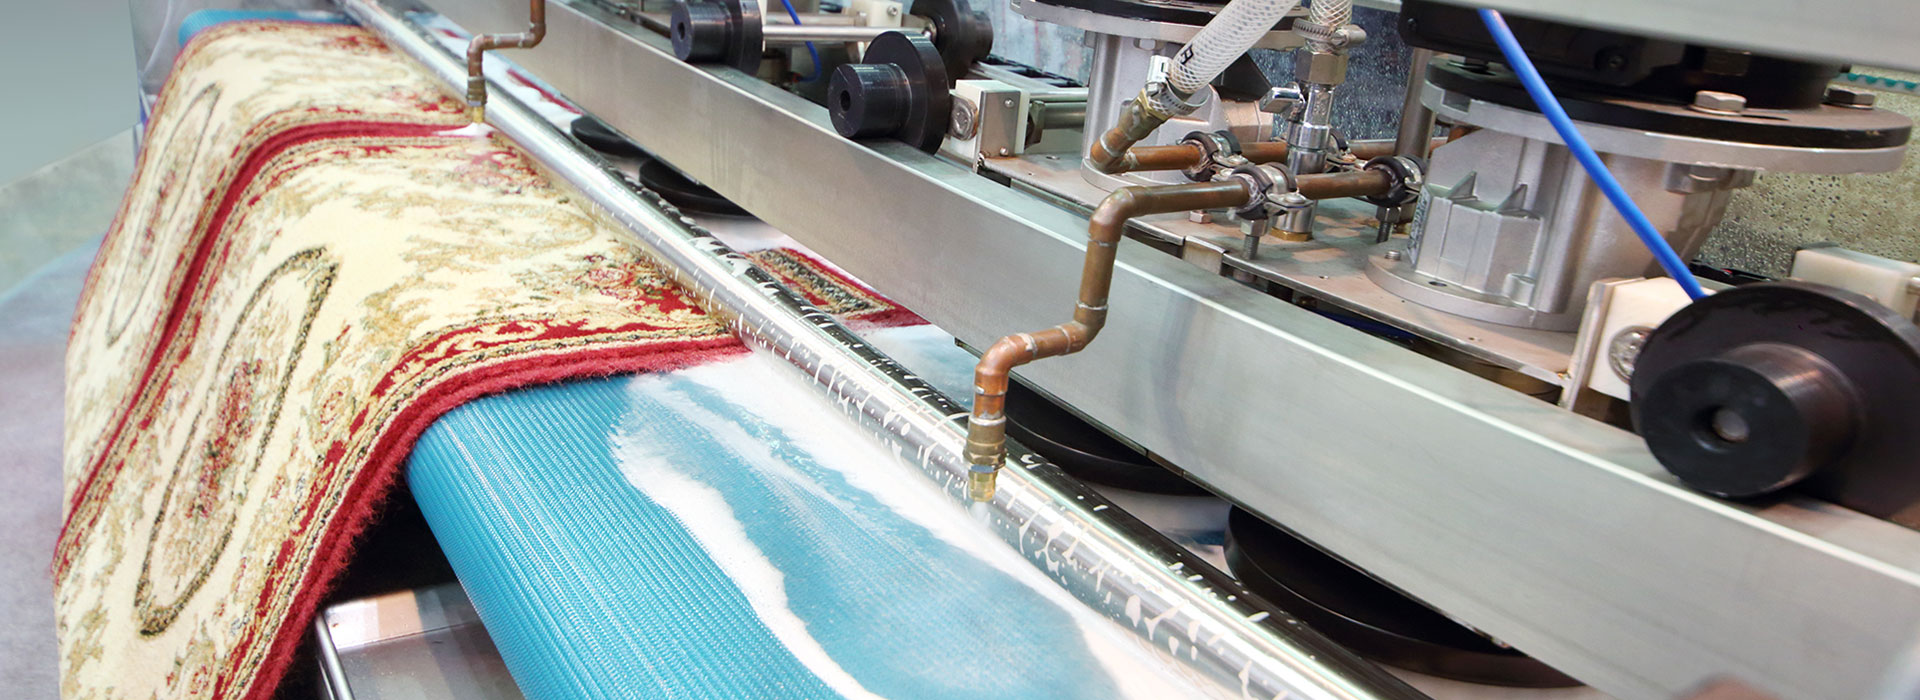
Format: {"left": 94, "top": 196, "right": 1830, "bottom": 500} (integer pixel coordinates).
{"left": 338, "top": 1, "right": 1419, "bottom": 697}
{"left": 762, "top": 23, "right": 914, "bottom": 44}
{"left": 363, "top": 1, "right": 1920, "bottom": 697}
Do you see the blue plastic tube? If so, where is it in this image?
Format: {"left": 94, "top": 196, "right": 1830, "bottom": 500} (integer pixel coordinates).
{"left": 778, "top": 0, "right": 824, "bottom": 82}
{"left": 1477, "top": 9, "right": 1709, "bottom": 300}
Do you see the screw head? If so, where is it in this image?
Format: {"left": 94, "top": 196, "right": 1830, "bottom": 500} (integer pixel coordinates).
{"left": 1384, "top": 249, "right": 1403, "bottom": 261}
{"left": 1607, "top": 325, "right": 1654, "bottom": 381}
{"left": 1825, "top": 85, "right": 1878, "bottom": 108}
{"left": 949, "top": 97, "right": 979, "bottom": 139}
{"left": 1690, "top": 90, "right": 1747, "bottom": 114}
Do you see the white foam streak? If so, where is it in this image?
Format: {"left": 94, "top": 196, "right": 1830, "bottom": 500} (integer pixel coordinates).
{"left": 662, "top": 352, "right": 1222, "bottom": 700}
{"left": 436, "top": 122, "right": 497, "bottom": 138}
{"left": 612, "top": 426, "right": 886, "bottom": 700}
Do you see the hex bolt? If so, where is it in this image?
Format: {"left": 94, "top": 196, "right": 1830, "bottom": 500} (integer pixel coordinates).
{"left": 1607, "top": 326, "right": 1653, "bottom": 381}
{"left": 1690, "top": 90, "right": 1747, "bottom": 114}
{"left": 1826, "top": 85, "right": 1878, "bottom": 109}
{"left": 1384, "top": 249, "right": 1403, "bottom": 261}
{"left": 1260, "top": 85, "right": 1303, "bottom": 115}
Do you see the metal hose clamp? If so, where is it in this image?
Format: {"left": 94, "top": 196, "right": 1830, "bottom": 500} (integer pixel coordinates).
{"left": 1359, "top": 155, "right": 1423, "bottom": 208}
{"left": 1180, "top": 130, "right": 1244, "bottom": 182}
{"left": 1223, "top": 161, "right": 1295, "bottom": 220}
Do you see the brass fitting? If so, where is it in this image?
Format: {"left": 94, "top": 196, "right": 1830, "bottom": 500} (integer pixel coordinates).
{"left": 1086, "top": 89, "right": 1174, "bottom": 174}
{"left": 464, "top": 0, "right": 547, "bottom": 124}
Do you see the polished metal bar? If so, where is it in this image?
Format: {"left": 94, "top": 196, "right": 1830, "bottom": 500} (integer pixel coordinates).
{"left": 1033, "top": 98, "right": 1086, "bottom": 130}
{"left": 1391, "top": 49, "right": 1438, "bottom": 163}
{"left": 339, "top": 1, "right": 1418, "bottom": 697}
{"left": 766, "top": 12, "right": 860, "bottom": 26}
{"left": 386, "top": 2, "right": 1920, "bottom": 697}
{"left": 762, "top": 23, "right": 911, "bottom": 44}
{"left": 1377, "top": 47, "right": 1435, "bottom": 243}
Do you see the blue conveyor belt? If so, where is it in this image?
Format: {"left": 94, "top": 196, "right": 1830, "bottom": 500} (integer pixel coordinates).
{"left": 178, "top": 9, "right": 353, "bottom": 46}
{"left": 406, "top": 327, "right": 1214, "bottom": 699}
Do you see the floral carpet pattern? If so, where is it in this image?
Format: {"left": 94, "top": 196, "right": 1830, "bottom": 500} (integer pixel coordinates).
{"left": 56, "top": 21, "right": 910, "bottom": 699}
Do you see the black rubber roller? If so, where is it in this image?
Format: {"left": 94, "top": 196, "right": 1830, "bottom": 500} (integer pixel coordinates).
{"left": 827, "top": 32, "right": 951, "bottom": 152}
{"left": 1631, "top": 281, "right": 1920, "bottom": 523}
{"left": 832, "top": 64, "right": 914, "bottom": 137}
{"left": 670, "top": 0, "right": 762, "bottom": 74}
{"left": 910, "top": 0, "right": 994, "bottom": 83}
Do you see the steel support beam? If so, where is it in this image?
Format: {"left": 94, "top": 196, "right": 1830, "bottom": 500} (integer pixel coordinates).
{"left": 410, "top": 1, "right": 1920, "bottom": 697}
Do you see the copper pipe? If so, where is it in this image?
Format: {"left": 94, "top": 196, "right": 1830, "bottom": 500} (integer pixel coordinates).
{"left": 1108, "top": 137, "right": 1449, "bottom": 175}
{"left": 1111, "top": 143, "right": 1205, "bottom": 173}
{"left": 1295, "top": 168, "right": 1393, "bottom": 200}
{"left": 964, "top": 180, "right": 1254, "bottom": 501}
{"left": 1241, "top": 140, "right": 1292, "bottom": 164}
{"left": 465, "top": 0, "right": 547, "bottom": 123}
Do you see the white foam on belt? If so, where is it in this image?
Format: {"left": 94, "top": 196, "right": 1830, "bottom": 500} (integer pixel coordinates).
{"left": 615, "top": 349, "right": 1227, "bottom": 699}
{"left": 614, "top": 419, "right": 887, "bottom": 700}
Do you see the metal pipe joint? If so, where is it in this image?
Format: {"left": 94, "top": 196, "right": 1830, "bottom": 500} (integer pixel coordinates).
{"left": 465, "top": 0, "right": 547, "bottom": 123}
{"left": 965, "top": 179, "right": 1257, "bottom": 501}
{"left": 1086, "top": 68, "right": 1211, "bottom": 174}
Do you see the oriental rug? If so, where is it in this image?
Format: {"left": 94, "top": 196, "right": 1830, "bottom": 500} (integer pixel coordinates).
{"left": 56, "top": 20, "right": 912, "bottom": 699}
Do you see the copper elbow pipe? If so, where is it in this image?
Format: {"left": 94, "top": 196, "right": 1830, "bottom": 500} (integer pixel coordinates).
{"left": 1087, "top": 93, "right": 1174, "bottom": 174}
{"left": 964, "top": 179, "right": 1254, "bottom": 501}
{"left": 465, "top": 0, "right": 548, "bottom": 123}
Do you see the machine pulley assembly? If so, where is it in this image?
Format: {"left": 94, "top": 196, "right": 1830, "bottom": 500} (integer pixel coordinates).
{"left": 914, "top": 0, "right": 994, "bottom": 82}
{"left": 826, "top": 32, "right": 952, "bottom": 152}
{"left": 670, "top": 0, "right": 763, "bottom": 73}
{"left": 1630, "top": 282, "right": 1920, "bottom": 524}
{"left": 671, "top": 0, "right": 992, "bottom": 80}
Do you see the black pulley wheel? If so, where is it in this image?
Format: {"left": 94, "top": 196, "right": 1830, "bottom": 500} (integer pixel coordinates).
{"left": 570, "top": 115, "right": 646, "bottom": 158}
{"left": 828, "top": 32, "right": 951, "bottom": 152}
{"left": 670, "top": 0, "right": 763, "bottom": 74}
{"left": 1224, "top": 509, "right": 1582, "bottom": 688}
{"left": 636, "top": 157, "right": 747, "bottom": 216}
{"left": 909, "top": 0, "right": 993, "bottom": 83}
{"left": 568, "top": 116, "right": 746, "bottom": 215}
{"left": 1003, "top": 381, "right": 1204, "bottom": 495}
{"left": 1630, "top": 282, "right": 1920, "bottom": 504}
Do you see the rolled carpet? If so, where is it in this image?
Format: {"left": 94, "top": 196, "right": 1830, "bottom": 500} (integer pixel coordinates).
{"left": 55, "top": 21, "right": 913, "bottom": 699}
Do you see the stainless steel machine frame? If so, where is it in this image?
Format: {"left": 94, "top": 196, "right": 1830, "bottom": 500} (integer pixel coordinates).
{"left": 1423, "top": 0, "right": 1920, "bottom": 75}
{"left": 396, "top": 0, "right": 1920, "bottom": 697}
{"left": 349, "top": 1, "right": 1415, "bottom": 696}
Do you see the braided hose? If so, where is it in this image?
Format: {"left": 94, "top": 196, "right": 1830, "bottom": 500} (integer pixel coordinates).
{"left": 1166, "top": 0, "right": 1298, "bottom": 96}
{"left": 1307, "top": 0, "right": 1350, "bottom": 33}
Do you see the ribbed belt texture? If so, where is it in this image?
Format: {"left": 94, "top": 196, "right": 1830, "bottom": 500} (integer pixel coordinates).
{"left": 406, "top": 326, "right": 1219, "bottom": 699}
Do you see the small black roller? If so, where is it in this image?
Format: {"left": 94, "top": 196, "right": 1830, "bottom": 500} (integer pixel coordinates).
{"left": 910, "top": 0, "right": 994, "bottom": 83}
{"left": 670, "top": 0, "right": 762, "bottom": 74}
{"left": 827, "top": 31, "right": 951, "bottom": 152}
{"left": 1631, "top": 281, "right": 1920, "bottom": 523}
